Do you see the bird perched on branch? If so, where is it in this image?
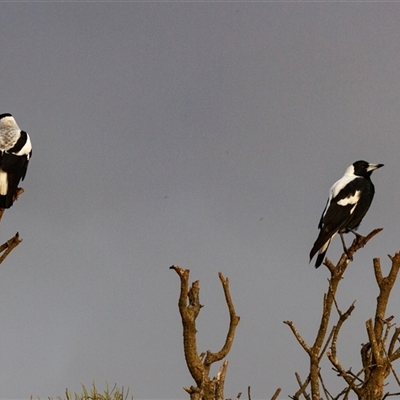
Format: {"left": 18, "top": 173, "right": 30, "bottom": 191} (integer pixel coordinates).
{"left": 310, "top": 160, "right": 383, "bottom": 268}
{"left": 0, "top": 113, "right": 32, "bottom": 209}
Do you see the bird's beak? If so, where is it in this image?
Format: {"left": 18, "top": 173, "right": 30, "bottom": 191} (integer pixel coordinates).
{"left": 367, "top": 163, "right": 384, "bottom": 172}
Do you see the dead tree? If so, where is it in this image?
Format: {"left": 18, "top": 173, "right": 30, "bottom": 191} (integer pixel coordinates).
{"left": 285, "top": 228, "right": 400, "bottom": 400}
{"left": 171, "top": 266, "right": 282, "bottom": 400}
{"left": 170, "top": 266, "right": 240, "bottom": 400}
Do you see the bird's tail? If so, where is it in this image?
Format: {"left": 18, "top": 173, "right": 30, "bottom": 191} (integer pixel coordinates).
{"left": 310, "top": 234, "right": 334, "bottom": 268}
{"left": 315, "top": 240, "right": 330, "bottom": 268}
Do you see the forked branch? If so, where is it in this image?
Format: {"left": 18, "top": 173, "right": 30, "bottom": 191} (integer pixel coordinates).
{"left": 170, "top": 265, "right": 240, "bottom": 400}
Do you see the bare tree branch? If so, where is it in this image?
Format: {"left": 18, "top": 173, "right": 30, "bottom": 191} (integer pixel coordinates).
{"left": 374, "top": 253, "right": 400, "bottom": 341}
{"left": 286, "top": 228, "right": 384, "bottom": 400}
{"left": 283, "top": 321, "right": 312, "bottom": 355}
{"left": 270, "top": 387, "right": 282, "bottom": 400}
{"left": 0, "top": 232, "right": 22, "bottom": 264}
{"left": 366, "top": 318, "right": 382, "bottom": 365}
{"left": 204, "top": 273, "right": 240, "bottom": 369}
{"left": 214, "top": 360, "right": 228, "bottom": 400}
{"left": 290, "top": 372, "right": 311, "bottom": 400}
{"left": 327, "top": 352, "right": 362, "bottom": 397}
{"left": 330, "top": 301, "right": 356, "bottom": 361}
{"left": 346, "top": 228, "right": 383, "bottom": 262}
{"left": 382, "top": 341, "right": 400, "bottom": 387}
{"left": 383, "top": 391, "right": 400, "bottom": 399}
{"left": 170, "top": 266, "right": 240, "bottom": 400}
{"left": 319, "top": 370, "right": 334, "bottom": 400}
{"left": 170, "top": 265, "right": 204, "bottom": 387}
{"left": 388, "top": 327, "right": 400, "bottom": 359}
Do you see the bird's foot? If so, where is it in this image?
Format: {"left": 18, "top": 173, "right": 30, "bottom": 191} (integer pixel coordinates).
{"left": 345, "top": 250, "right": 353, "bottom": 261}
{"left": 349, "top": 228, "right": 362, "bottom": 238}
{"left": 342, "top": 245, "right": 353, "bottom": 261}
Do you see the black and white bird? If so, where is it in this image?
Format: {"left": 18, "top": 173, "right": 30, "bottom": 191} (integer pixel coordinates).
{"left": 310, "top": 160, "right": 383, "bottom": 268}
{"left": 0, "top": 113, "right": 32, "bottom": 209}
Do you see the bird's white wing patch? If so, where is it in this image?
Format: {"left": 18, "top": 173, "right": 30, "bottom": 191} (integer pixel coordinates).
{"left": 322, "top": 176, "right": 359, "bottom": 219}
{"left": 337, "top": 190, "right": 361, "bottom": 206}
{"left": 0, "top": 170, "right": 8, "bottom": 195}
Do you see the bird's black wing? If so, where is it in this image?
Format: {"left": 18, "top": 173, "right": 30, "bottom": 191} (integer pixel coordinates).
{"left": 310, "top": 177, "right": 367, "bottom": 262}
{"left": 322, "top": 178, "right": 367, "bottom": 233}
{"left": 6, "top": 130, "right": 31, "bottom": 181}
{"left": 0, "top": 150, "right": 30, "bottom": 209}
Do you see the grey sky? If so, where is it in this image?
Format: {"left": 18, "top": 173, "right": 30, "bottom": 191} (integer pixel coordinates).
{"left": 0, "top": 3, "right": 399, "bottom": 399}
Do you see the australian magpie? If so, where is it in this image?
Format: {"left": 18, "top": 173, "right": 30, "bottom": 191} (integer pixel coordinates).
{"left": 0, "top": 113, "right": 32, "bottom": 209}
{"left": 310, "top": 160, "right": 383, "bottom": 268}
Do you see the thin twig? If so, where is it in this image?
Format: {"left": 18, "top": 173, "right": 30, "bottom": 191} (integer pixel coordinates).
{"left": 270, "top": 387, "right": 282, "bottom": 400}
{"left": 388, "top": 327, "right": 400, "bottom": 358}
{"left": 326, "top": 352, "right": 362, "bottom": 397}
{"left": 292, "top": 372, "right": 311, "bottom": 400}
{"left": 319, "top": 370, "right": 334, "bottom": 400}
{"left": 283, "top": 321, "right": 311, "bottom": 355}
{"left": 383, "top": 392, "right": 400, "bottom": 399}
{"left": 382, "top": 341, "right": 400, "bottom": 387}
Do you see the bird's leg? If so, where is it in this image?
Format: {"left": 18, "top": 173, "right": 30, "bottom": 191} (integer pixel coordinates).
{"left": 339, "top": 232, "right": 353, "bottom": 261}
{"left": 339, "top": 232, "right": 348, "bottom": 253}
{"left": 348, "top": 228, "right": 362, "bottom": 238}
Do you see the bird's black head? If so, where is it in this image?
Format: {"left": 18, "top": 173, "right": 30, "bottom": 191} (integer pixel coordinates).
{"left": 0, "top": 113, "right": 12, "bottom": 120}
{"left": 353, "top": 160, "right": 384, "bottom": 177}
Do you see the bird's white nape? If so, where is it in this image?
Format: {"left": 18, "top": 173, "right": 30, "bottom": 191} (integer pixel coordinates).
{"left": 343, "top": 164, "right": 356, "bottom": 176}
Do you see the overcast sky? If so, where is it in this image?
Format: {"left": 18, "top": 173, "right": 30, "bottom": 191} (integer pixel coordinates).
{"left": 1, "top": 2, "right": 400, "bottom": 399}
